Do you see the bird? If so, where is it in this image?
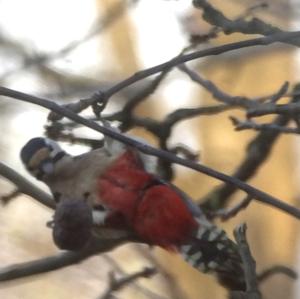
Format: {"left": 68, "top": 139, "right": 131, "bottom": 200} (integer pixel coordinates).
{"left": 20, "top": 136, "right": 245, "bottom": 291}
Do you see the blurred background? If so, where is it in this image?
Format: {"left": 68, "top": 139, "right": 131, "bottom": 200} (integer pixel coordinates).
{"left": 0, "top": 0, "right": 300, "bottom": 298}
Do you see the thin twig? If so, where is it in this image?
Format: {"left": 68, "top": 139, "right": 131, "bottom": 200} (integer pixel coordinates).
{"left": 90, "top": 30, "right": 300, "bottom": 110}
{"left": 1, "top": 189, "right": 21, "bottom": 205}
{"left": 102, "top": 255, "right": 169, "bottom": 299}
{"left": 98, "top": 267, "right": 157, "bottom": 299}
{"left": 258, "top": 265, "right": 297, "bottom": 283}
{"left": 192, "top": 0, "right": 298, "bottom": 46}
{"left": 179, "top": 64, "right": 255, "bottom": 108}
{"left": 232, "top": 224, "right": 261, "bottom": 299}
{"left": 210, "top": 195, "right": 252, "bottom": 221}
{"left": 179, "top": 64, "right": 289, "bottom": 108}
{"left": 133, "top": 246, "right": 188, "bottom": 299}
{"left": 201, "top": 103, "right": 294, "bottom": 211}
{"left": 231, "top": 117, "right": 299, "bottom": 134}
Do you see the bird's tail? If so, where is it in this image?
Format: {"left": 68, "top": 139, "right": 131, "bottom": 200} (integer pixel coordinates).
{"left": 179, "top": 217, "right": 245, "bottom": 291}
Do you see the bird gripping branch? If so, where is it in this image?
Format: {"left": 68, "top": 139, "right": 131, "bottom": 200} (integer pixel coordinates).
{"left": 20, "top": 136, "right": 245, "bottom": 291}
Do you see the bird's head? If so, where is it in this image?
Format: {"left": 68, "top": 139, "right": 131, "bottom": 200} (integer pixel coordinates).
{"left": 20, "top": 137, "right": 67, "bottom": 180}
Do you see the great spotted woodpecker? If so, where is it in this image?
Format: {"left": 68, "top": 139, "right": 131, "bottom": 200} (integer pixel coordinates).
{"left": 20, "top": 136, "right": 245, "bottom": 290}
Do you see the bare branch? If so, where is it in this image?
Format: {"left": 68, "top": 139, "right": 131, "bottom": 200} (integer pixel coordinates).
{"left": 201, "top": 106, "right": 293, "bottom": 211}
{"left": 45, "top": 124, "right": 105, "bottom": 149}
{"left": 90, "top": 31, "right": 300, "bottom": 111}
{"left": 0, "top": 235, "right": 131, "bottom": 282}
{"left": 1, "top": 189, "right": 20, "bottom": 205}
{"left": 192, "top": 0, "right": 298, "bottom": 47}
{"left": 98, "top": 267, "right": 157, "bottom": 299}
{"left": 48, "top": 97, "right": 95, "bottom": 122}
{"left": 1, "top": 87, "right": 300, "bottom": 220}
{"left": 178, "top": 64, "right": 255, "bottom": 108}
{"left": 179, "top": 64, "right": 289, "bottom": 108}
{"left": 269, "top": 82, "right": 289, "bottom": 103}
{"left": 0, "top": 162, "right": 54, "bottom": 209}
{"left": 247, "top": 102, "right": 300, "bottom": 118}
{"left": 99, "top": 68, "right": 171, "bottom": 129}
{"left": 258, "top": 265, "right": 297, "bottom": 283}
{"left": 169, "top": 144, "right": 199, "bottom": 162}
{"left": 232, "top": 224, "right": 261, "bottom": 299}
{"left": 187, "top": 1, "right": 268, "bottom": 49}
{"left": 102, "top": 255, "right": 169, "bottom": 299}
{"left": 231, "top": 117, "right": 299, "bottom": 134}
{"left": 133, "top": 246, "right": 188, "bottom": 299}
{"left": 210, "top": 195, "right": 252, "bottom": 221}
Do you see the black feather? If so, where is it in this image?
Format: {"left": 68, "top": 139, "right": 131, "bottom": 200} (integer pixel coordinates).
{"left": 20, "top": 137, "right": 47, "bottom": 164}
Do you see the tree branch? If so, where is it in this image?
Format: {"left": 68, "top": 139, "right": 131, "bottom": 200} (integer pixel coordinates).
{"left": 0, "top": 235, "right": 131, "bottom": 282}
{"left": 90, "top": 31, "right": 300, "bottom": 110}
{"left": 1, "top": 87, "right": 300, "bottom": 220}
{"left": 98, "top": 267, "right": 157, "bottom": 299}
{"left": 258, "top": 265, "right": 297, "bottom": 283}
{"left": 0, "top": 162, "right": 54, "bottom": 209}
{"left": 231, "top": 224, "right": 261, "bottom": 299}
{"left": 210, "top": 195, "right": 252, "bottom": 221}
{"left": 231, "top": 117, "right": 299, "bottom": 134}
{"left": 192, "top": 0, "right": 298, "bottom": 46}
{"left": 201, "top": 106, "right": 293, "bottom": 211}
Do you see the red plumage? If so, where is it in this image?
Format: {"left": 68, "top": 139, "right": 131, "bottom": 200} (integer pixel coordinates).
{"left": 98, "top": 149, "right": 153, "bottom": 222}
{"left": 98, "top": 149, "right": 198, "bottom": 249}
{"left": 134, "top": 185, "right": 198, "bottom": 250}
{"left": 20, "top": 136, "right": 246, "bottom": 291}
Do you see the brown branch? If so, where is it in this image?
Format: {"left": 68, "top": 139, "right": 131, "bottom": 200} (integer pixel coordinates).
{"left": 247, "top": 102, "right": 300, "bottom": 118}
{"left": 1, "top": 189, "right": 21, "bottom": 205}
{"left": 0, "top": 235, "right": 131, "bottom": 282}
{"left": 63, "top": 101, "right": 231, "bottom": 179}
{"left": 48, "top": 97, "right": 95, "bottom": 122}
{"left": 231, "top": 117, "right": 299, "bottom": 134}
{"left": 201, "top": 104, "right": 294, "bottom": 211}
{"left": 230, "top": 227, "right": 296, "bottom": 299}
{"left": 179, "top": 64, "right": 289, "bottom": 108}
{"left": 258, "top": 265, "right": 297, "bottom": 283}
{"left": 45, "top": 125, "right": 105, "bottom": 149}
{"left": 133, "top": 246, "right": 188, "bottom": 299}
{"left": 192, "top": 0, "right": 299, "bottom": 46}
{"left": 187, "top": 2, "right": 268, "bottom": 48}
{"left": 103, "top": 68, "right": 171, "bottom": 127}
{"left": 0, "top": 166, "right": 137, "bottom": 282}
{"left": 0, "top": 162, "right": 54, "bottom": 209}
{"left": 89, "top": 30, "right": 300, "bottom": 111}
{"left": 105, "top": 104, "right": 233, "bottom": 140}
{"left": 169, "top": 144, "right": 199, "bottom": 162}
{"left": 1, "top": 86, "right": 300, "bottom": 220}
{"left": 98, "top": 267, "right": 157, "bottom": 299}
{"left": 231, "top": 224, "right": 261, "bottom": 299}
{"left": 210, "top": 195, "right": 252, "bottom": 221}
{"left": 178, "top": 64, "right": 255, "bottom": 108}
{"left": 201, "top": 83, "right": 300, "bottom": 210}
{"left": 102, "top": 255, "right": 169, "bottom": 299}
